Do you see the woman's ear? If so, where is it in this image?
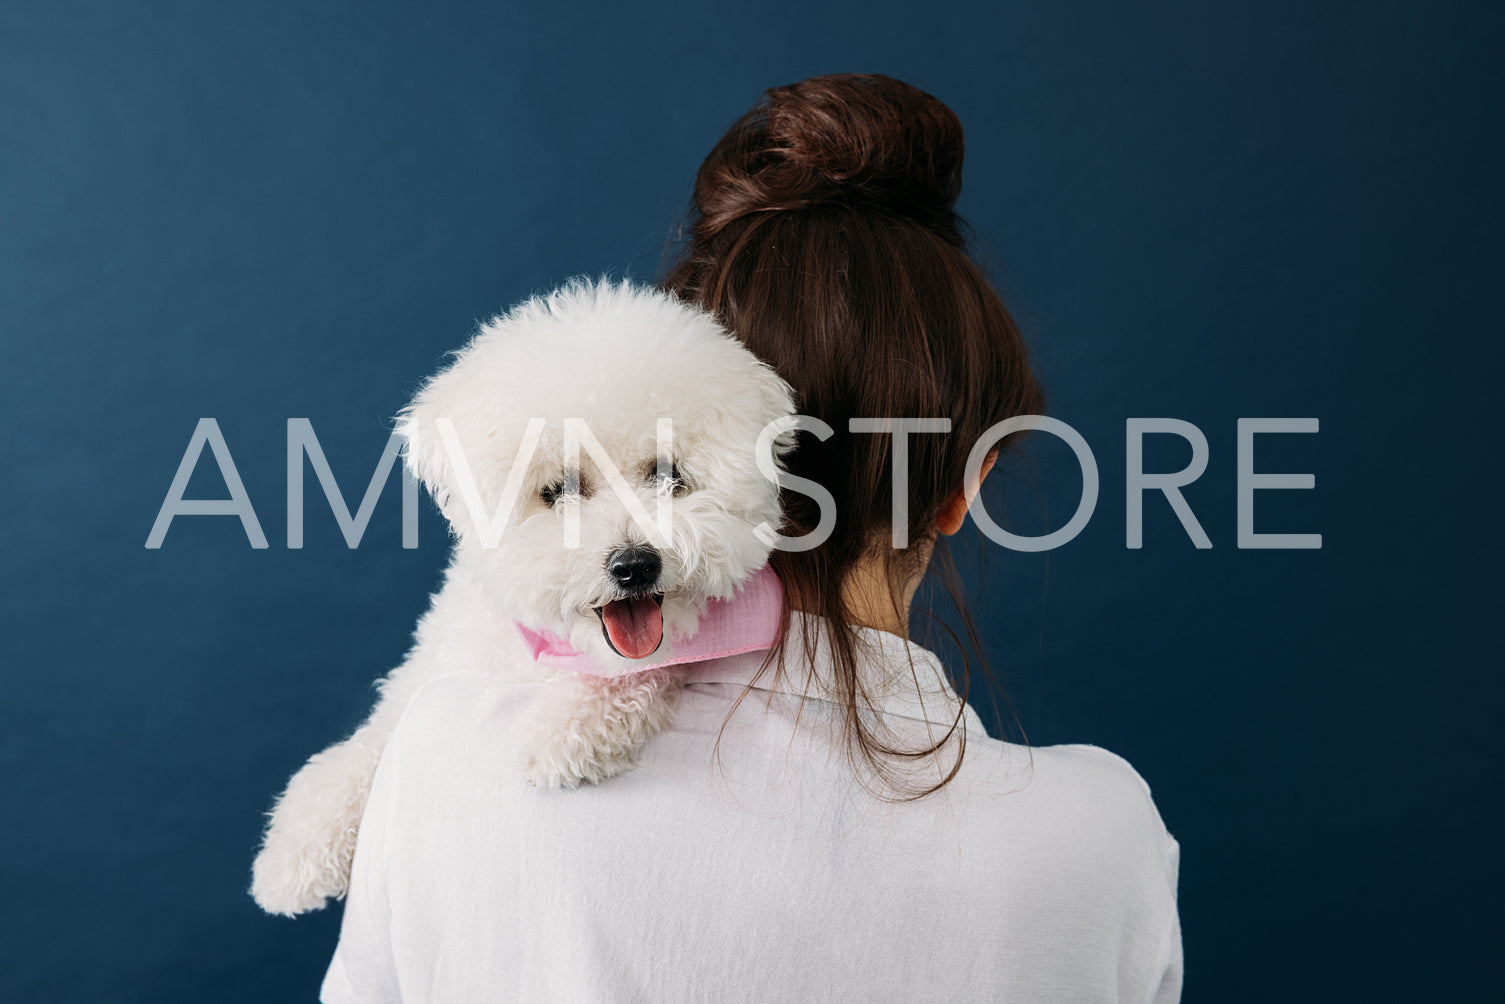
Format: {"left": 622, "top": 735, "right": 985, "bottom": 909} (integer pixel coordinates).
{"left": 936, "top": 450, "right": 998, "bottom": 536}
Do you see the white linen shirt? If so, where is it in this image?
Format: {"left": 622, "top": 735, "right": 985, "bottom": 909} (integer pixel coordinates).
{"left": 323, "top": 617, "right": 1182, "bottom": 1003}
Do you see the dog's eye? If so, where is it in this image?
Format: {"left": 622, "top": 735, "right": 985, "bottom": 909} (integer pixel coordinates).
{"left": 651, "top": 462, "right": 690, "bottom": 497}
{"left": 540, "top": 471, "right": 588, "bottom": 507}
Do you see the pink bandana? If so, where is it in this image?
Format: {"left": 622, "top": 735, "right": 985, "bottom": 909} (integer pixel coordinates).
{"left": 513, "top": 564, "right": 784, "bottom": 678}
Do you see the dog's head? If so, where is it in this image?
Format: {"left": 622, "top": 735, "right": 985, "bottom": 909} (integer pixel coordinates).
{"left": 398, "top": 278, "right": 795, "bottom": 665}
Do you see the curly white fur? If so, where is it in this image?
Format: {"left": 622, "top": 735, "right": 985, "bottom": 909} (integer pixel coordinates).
{"left": 251, "top": 279, "right": 794, "bottom": 916}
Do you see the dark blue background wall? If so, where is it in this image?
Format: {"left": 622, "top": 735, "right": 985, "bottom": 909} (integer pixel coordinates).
{"left": 3, "top": 1, "right": 1499, "bottom": 1000}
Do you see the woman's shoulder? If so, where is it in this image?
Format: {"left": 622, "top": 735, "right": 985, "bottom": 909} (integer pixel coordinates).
{"left": 385, "top": 669, "right": 1179, "bottom": 868}
{"left": 970, "top": 738, "right": 1172, "bottom": 825}
{"left": 1025, "top": 741, "right": 1167, "bottom": 808}
{"left": 957, "top": 737, "right": 1180, "bottom": 890}
{"left": 952, "top": 740, "right": 1182, "bottom": 997}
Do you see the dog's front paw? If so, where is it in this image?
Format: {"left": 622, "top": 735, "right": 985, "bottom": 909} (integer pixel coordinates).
{"left": 522, "top": 671, "right": 683, "bottom": 790}
{"left": 250, "top": 742, "right": 378, "bottom": 916}
{"left": 524, "top": 726, "right": 642, "bottom": 790}
{"left": 251, "top": 820, "right": 350, "bottom": 917}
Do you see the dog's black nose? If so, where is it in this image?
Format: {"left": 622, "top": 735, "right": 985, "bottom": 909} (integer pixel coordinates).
{"left": 607, "top": 546, "right": 661, "bottom": 591}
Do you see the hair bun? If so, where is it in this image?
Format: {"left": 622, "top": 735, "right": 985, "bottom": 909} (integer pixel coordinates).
{"left": 692, "top": 74, "right": 965, "bottom": 241}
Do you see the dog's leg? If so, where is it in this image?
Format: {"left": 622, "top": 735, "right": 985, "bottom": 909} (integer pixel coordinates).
{"left": 250, "top": 727, "right": 384, "bottom": 916}
{"left": 250, "top": 649, "right": 441, "bottom": 916}
{"left": 523, "top": 668, "right": 687, "bottom": 789}
{"left": 251, "top": 558, "right": 531, "bottom": 916}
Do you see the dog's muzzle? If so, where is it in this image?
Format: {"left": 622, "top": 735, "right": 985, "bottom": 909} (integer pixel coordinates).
{"left": 595, "top": 546, "right": 665, "bottom": 659}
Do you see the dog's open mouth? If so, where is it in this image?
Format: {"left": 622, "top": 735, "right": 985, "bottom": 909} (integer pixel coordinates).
{"left": 595, "top": 593, "right": 665, "bottom": 660}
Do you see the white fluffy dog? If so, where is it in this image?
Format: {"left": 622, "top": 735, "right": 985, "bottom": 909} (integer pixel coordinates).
{"left": 251, "top": 279, "right": 795, "bottom": 916}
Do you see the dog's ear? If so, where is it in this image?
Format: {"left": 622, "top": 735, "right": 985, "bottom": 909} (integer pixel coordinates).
{"left": 751, "top": 361, "right": 799, "bottom": 459}
{"left": 395, "top": 367, "right": 463, "bottom": 521}
{"left": 395, "top": 324, "right": 541, "bottom": 537}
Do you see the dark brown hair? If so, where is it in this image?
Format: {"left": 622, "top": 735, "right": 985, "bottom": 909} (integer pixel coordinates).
{"left": 660, "top": 73, "right": 1044, "bottom": 798}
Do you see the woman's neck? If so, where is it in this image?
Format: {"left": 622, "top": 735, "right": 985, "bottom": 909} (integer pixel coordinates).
{"left": 787, "top": 541, "right": 934, "bottom": 639}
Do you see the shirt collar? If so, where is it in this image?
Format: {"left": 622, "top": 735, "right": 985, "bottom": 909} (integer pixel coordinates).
{"left": 686, "top": 611, "right": 990, "bottom": 737}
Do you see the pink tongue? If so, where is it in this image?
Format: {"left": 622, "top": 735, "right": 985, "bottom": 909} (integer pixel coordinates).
{"left": 599, "top": 597, "right": 664, "bottom": 660}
